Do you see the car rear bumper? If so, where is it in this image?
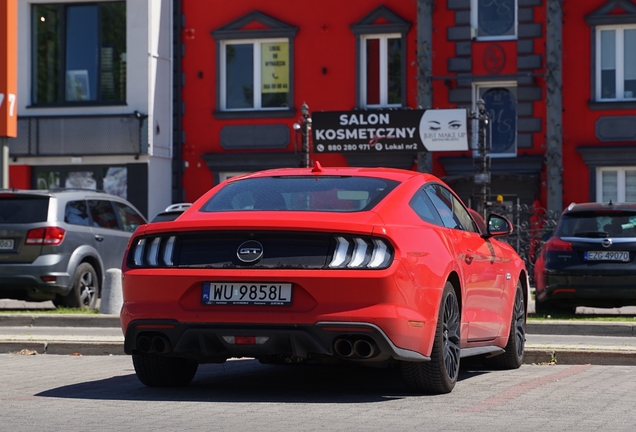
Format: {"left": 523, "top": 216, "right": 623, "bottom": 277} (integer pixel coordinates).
{"left": 123, "top": 319, "right": 430, "bottom": 364}
{"left": 536, "top": 272, "right": 636, "bottom": 307}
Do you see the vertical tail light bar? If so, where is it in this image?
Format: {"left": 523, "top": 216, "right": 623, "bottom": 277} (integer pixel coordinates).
{"left": 328, "top": 236, "right": 393, "bottom": 269}
{"left": 133, "top": 238, "right": 146, "bottom": 266}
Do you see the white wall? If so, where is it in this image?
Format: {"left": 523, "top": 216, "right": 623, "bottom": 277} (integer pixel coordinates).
{"left": 16, "top": 0, "right": 173, "bottom": 220}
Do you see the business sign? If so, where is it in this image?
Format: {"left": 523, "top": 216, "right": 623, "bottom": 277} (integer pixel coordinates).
{"left": 0, "top": 0, "right": 17, "bottom": 138}
{"left": 261, "top": 42, "right": 289, "bottom": 94}
{"left": 312, "top": 109, "right": 468, "bottom": 154}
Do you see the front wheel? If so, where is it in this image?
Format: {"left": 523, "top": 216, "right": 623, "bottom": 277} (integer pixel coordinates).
{"left": 400, "top": 281, "right": 460, "bottom": 394}
{"left": 62, "top": 263, "right": 98, "bottom": 309}
{"left": 485, "top": 280, "right": 526, "bottom": 369}
{"left": 132, "top": 353, "right": 198, "bottom": 387}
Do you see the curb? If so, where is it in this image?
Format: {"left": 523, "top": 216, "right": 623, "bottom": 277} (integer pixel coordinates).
{"left": 0, "top": 314, "right": 121, "bottom": 328}
{"left": 1, "top": 341, "right": 635, "bottom": 366}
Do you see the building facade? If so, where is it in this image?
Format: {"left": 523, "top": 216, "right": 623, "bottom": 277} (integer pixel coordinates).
{"left": 8, "top": 0, "right": 174, "bottom": 219}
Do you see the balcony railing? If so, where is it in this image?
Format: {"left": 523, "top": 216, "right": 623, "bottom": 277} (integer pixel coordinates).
{"left": 8, "top": 114, "right": 148, "bottom": 157}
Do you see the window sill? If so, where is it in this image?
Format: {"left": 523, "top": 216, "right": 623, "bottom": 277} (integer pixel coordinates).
{"left": 588, "top": 100, "right": 636, "bottom": 110}
{"left": 213, "top": 109, "right": 297, "bottom": 119}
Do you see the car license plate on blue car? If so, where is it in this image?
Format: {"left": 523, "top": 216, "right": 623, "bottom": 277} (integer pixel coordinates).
{"left": 585, "top": 251, "right": 630, "bottom": 262}
{"left": 202, "top": 282, "right": 292, "bottom": 305}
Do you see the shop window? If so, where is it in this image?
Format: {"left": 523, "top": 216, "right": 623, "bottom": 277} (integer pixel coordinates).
{"left": 471, "top": 0, "right": 517, "bottom": 40}
{"left": 595, "top": 26, "right": 636, "bottom": 101}
{"left": 597, "top": 167, "right": 636, "bottom": 202}
{"left": 33, "top": 166, "right": 128, "bottom": 198}
{"left": 32, "top": 2, "right": 126, "bottom": 105}
{"left": 473, "top": 83, "right": 517, "bottom": 158}
{"left": 352, "top": 6, "right": 410, "bottom": 108}
{"left": 212, "top": 12, "right": 297, "bottom": 118}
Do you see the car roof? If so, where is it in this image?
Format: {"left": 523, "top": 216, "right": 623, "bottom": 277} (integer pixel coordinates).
{"left": 564, "top": 202, "right": 636, "bottom": 214}
{"left": 227, "top": 165, "right": 433, "bottom": 183}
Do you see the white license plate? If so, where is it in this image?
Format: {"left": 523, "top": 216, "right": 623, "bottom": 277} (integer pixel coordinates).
{"left": 202, "top": 282, "right": 292, "bottom": 306}
{"left": 585, "top": 251, "right": 630, "bottom": 262}
{"left": 0, "top": 239, "right": 14, "bottom": 250}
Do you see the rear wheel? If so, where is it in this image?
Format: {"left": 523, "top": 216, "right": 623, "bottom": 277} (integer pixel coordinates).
{"left": 400, "top": 282, "right": 460, "bottom": 394}
{"left": 62, "top": 263, "right": 98, "bottom": 309}
{"left": 132, "top": 353, "right": 198, "bottom": 387}
{"left": 484, "top": 280, "right": 525, "bottom": 369}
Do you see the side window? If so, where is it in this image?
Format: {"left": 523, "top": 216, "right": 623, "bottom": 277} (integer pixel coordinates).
{"left": 65, "top": 200, "right": 90, "bottom": 226}
{"left": 112, "top": 201, "right": 146, "bottom": 232}
{"left": 88, "top": 200, "right": 119, "bottom": 230}
{"left": 424, "top": 185, "right": 457, "bottom": 229}
{"left": 409, "top": 189, "right": 443, "bottom": 226}
{"left": 452, "top": 197, "right": 478, "bottom": 233}
{"left": 424, "top": 184, "right": 477, "bottom": 232}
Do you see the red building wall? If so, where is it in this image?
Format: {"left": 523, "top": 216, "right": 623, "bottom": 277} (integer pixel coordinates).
{"left": 180, "top": 0, "right": 418, "bottom": 203}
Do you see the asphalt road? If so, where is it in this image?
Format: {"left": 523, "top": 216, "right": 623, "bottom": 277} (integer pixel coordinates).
{"left": 2, "top": 354, "right": 636, "bottom": 431}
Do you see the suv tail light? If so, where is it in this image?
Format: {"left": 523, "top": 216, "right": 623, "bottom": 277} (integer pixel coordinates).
{"left": 26, "top": 227, "right": 66, "bottom": 245}
{"left": 545, "top": 237, "right": 572, "bottom": 252}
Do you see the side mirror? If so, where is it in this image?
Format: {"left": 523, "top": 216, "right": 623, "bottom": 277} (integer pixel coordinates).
{"left": 485, "top": 213, "right": 513, "bottom": 238}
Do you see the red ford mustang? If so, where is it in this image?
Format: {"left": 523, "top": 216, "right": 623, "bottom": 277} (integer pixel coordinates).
{"left": 121, "top": 165, "right": 528, "bottom": 394}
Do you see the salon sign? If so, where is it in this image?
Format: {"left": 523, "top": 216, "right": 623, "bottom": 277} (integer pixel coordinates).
{"left": 312, "top": 109, "right": 468, "bottom": 153}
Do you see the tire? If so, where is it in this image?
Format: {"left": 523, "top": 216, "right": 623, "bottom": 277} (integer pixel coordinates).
{"left": 484, "top": 280, "right": 525, "bottom": 369}
{"left": 62, "top": 263, "right": 98, "bottom": 309}
{"left": 400, "top": 282, "right": 460, "bottom": 394}
{"left": 132, "top": 353, "right": 198, "bottom": 387}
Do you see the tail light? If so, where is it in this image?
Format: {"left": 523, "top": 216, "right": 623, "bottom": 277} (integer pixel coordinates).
{"left": 26, "top": 227, "right": 66, "bottom": 245}
{"left": 545, "top": 237, "right": 572, "bottom": 252}
{"left": 328, "top": 236, "right": 394, "bottom": 269}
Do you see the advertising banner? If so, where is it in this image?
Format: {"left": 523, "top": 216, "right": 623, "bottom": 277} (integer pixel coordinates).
{"left": 261, "top": 42, "right": 289, "bottom": 94}
{"left": 312, "top": 109, "right": 468, "bottom": 154}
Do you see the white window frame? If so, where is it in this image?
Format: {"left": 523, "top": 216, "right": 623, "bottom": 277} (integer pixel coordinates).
{"left": 596, "top": 167, "right": 636, "bottom": 202}
{"left": 595, "top": 24, "right": 636, "bottom": 102}
{"left": 360, "top": 33, "right": 402, "bottom": 108}
{"left": 219, "top": 38, "right": 289, "bottom": 111}
{"left": 471, "top": 0, "right": 517, "bottom": 41}
{"left": 472, "top": 81, "right": 517, "bottom": 158}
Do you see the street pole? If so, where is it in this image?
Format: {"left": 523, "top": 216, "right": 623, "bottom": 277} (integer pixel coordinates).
{"left": 472, "top": 99, "right": 490, "bottom": 216}
{"left": 294, "top": 103, "right": 312, "bottom": 168}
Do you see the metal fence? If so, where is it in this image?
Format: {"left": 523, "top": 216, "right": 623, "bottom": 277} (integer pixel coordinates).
{"left": 487, "top": 200, "right": 561, "bottom": 285}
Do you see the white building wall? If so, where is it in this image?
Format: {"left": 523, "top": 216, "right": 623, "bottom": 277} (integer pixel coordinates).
{"left": 15, "top": 0, "right": 173, "bottom": 220}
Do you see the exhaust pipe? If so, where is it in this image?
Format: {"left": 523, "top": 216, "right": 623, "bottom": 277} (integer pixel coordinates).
{"left": 137, "top": 335, "right": 152, "bottom": 353}
{"left": 334, "top": 338, "right": 354, "bottom": 357}
{"left": 152, "top": 335, "right": 172, "bottom": 354}
{"left": 353, "top": 339, "right": 377, "bottom": 359}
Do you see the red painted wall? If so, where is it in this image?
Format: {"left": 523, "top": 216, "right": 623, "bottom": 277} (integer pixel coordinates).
{"left": 561, "top": 2, "right": 636, "bottom": 207}
{"left": 180, "top": 0, "right": 418, "bottom": 202}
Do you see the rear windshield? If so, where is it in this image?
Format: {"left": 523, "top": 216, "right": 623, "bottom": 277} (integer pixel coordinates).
{"left": 556, "top": 211, "right": 636, "bottom": 238}
{"left": 0, "top": 197, "right": 49, "bottom": 224}
{"left": 201, "top": 176, "right": 399, "bottom": 212}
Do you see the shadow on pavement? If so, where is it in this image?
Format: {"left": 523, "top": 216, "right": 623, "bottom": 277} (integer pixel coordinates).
{"left": 36, "top": 358, "right": 491, "bottom": 403}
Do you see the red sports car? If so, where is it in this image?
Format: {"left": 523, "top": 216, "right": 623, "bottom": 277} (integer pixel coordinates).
{"left": 121, "top": 165, "right": 528, "bottom": 394}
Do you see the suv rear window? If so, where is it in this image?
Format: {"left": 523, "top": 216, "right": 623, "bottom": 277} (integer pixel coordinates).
{"left": 556, "top": 211, "right": 636, "bottom": 238}
{"left": 201, "top": 176, "right": 399, "bottom": 212}
{"left": 0, "top": 197, "right": 49, "bottom": 223}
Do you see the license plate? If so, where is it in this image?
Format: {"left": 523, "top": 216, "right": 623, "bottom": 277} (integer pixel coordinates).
{"left": 0, "top": 239, "right": 14, "bottom": 250}
{"left": 202, "top": 282, "right": 292, "bottom": 306}
{"left": 585, "top": 251, "right": 630, "bottom": 262}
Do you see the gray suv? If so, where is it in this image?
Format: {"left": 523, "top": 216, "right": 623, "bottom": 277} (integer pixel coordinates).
{"left": 0, "top": 189, "right": 147, "bottom": 308}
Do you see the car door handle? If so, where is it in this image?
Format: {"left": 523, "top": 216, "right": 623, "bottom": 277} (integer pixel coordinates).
{"left": 95, "top": 235, "right": 105, "bottom": 242}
